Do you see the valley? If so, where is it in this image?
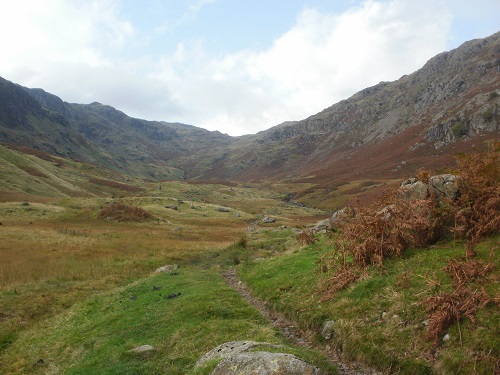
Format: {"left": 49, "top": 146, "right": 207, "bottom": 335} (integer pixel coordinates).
{"left": 0, "top": 32, "right": 499, "bottom": 374}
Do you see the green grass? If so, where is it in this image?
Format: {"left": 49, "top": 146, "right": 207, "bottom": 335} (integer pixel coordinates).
{"left": 240, "top": 236, "right": 500, "bottom": 374}
{"left": 1, "top": 267, "right": 334, "bottom": 374}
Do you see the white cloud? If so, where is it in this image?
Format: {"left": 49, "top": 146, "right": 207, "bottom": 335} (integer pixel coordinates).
{"left": 1, "top": 0, "right": 488, "bottom": 136}
{"left": 156, "top": 0, "right": 453, "bottom": 134}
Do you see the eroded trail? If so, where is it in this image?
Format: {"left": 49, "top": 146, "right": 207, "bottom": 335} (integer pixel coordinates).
{"left": 222, "top": 268, "right": 379, "bottom": 375}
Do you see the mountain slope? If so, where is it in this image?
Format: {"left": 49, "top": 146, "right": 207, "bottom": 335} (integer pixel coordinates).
{"left": 0, "top": 79, "right": 232, "bottom": 179}
{"left": 0, "top": 32, "right": 498, "bottom": 185}
{"left": 194, "top": 32, "right": 499, "bottom": 182}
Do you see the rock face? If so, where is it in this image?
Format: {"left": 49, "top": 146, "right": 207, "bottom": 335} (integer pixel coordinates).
{"left": 196, "top": 341, "right": 323, "bottom": 375}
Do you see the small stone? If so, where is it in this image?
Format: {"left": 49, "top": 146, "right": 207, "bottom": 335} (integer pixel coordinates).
{"left": 262, "top": 217, "right": 275, "bottom": 223}
{"left": 443, "top": 334, "right": 450, "bottom": 342}
{"left": 321, "top": 320, "right": 335, "bottom": 340}
{"left": 129, "top": 345, "right": 156, "bottom": 353}
{"left": 382, "top": 312, "right": 387, "bottom": 319}
{"left": 155, "top": 264, "right": 178, "bottom": 273}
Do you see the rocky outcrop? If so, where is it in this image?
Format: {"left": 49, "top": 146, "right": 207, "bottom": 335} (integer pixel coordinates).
{"left": 399, "top": 174, "right": 460, "bottom": 203}
{"left": 196, "top": 341, "right": 323, "bottom": 375}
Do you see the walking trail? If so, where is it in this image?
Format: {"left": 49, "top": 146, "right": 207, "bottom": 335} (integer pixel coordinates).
{"left": 222, "top": 267, "right": 379, "bottom": 375}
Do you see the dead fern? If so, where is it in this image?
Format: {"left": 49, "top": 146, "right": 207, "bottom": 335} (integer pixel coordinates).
{"left": 297, "top": 229, "right": 318, "bottom": 245}
{"left": 423, "top": 286, "right": 491, "bottom": 346}
{"left": 98, "top": 203, "right": 154, "bottom": 222}
{"left": 446, "top": 259, "right": 495, "bottom": 287}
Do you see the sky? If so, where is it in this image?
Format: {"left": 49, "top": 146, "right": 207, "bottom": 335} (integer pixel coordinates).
{"left": 0, "top": 0, "right": 498, "bottom": 136}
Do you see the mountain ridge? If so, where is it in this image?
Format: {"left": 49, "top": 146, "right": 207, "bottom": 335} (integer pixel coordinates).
{"left": 0, "top": 32, "right": 498, "bottom": 186}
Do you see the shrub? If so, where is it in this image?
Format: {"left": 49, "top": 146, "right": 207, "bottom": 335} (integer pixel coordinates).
{"left": 451, "top": 121, "right": 467, "bottom": 138}
{"left": 297, "top": 229, "right": 317, "bottom": 245}
{"left": 98, "top": 203, "right": 153, "bottom": 222}
{"left": 453, "top": 145, "right": 500, "bottom": 255}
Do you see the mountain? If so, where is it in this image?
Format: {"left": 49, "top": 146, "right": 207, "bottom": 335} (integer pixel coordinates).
{"left": 0, "top": 78, "right": 231, "bottom": 180}
{"left": 0, "top": 32, "right": 499, "bottom": 187}
{"left": 191, "top": 32, "right": 499, "bottom": 182}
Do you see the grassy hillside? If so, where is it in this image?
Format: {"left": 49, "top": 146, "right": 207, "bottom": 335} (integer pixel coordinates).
{"left": 240, "top": 236, "right": 499, "bottom": 374}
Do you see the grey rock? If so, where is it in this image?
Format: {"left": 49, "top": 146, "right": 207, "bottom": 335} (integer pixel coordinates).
{"left": 398, "top": 174, "right": 460, "bottom": 203}
{"left": 211, "top": 351, "right": 324, "bottom": 375}
{"left": 196, "top": 341, "right": 270, "bottom": 367}
{"left": 321, "top": 320, "right": 335, "bottom": 340}
{"left": 429, "top": 174, "right": 460, "bottom": 201}
{"left": 218, "top": 207, "right": 230, "bottom": 212}
{"left": 262, "top": 216, "right": 276, "bottom": 223}
{"left": 155, "top": 264, "right": 178, "bottom": 273}
{"left": 196, "top": 341, "right": 323, "bottom": 375}
{"left": 330, "top": 207, "right": 355, "bottom": 229}
{"left": 314, "top": 219, "right": 331, "bottom": 232}
{"left": 399, "top": 178, "right": 428, "bottom": 200}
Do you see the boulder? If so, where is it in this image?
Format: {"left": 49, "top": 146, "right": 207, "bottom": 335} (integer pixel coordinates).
{"left": 196, "top": 341, "right": 323, "bottom": 375}
{"left": 399, "top": 178, "right": 428, "bottom": 200}
{"left": 398, "top": 174, "right": 460, "bottom": 204}
{"left": 429, "top": 174, "right": 460, "bottom": 201}
{"left": 218, "top": 207, "right": 230, "bottom": 212}
{"left": 330, "top": 207, "right": 355, "bottom": 230}
{"left": 314, "top": 219, "right": 331, "bottom": 232}
{"left": 211, "top": 351, "right": 324, "bottom": 375}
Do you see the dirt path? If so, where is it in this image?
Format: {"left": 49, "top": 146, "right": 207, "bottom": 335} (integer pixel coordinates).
{"left": 222, "top": 268, "right": 379, "bottom": 375}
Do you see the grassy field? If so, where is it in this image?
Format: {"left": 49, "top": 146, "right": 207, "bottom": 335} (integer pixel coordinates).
{"left": 240, "top": 236, "right": 500, "bottom": 374}
{"left": 0, "top": 154, "right": 334, "bottom": 374}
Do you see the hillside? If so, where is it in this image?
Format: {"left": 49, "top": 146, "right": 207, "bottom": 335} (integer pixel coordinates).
{"left": 0, "top": 32, "right": 499, "bottom": 198}
{"left": 193, "top": 32, "right": 499, "bottom": 182}
{"left": 0, "top": 77, "right": 232, "bottom": 180}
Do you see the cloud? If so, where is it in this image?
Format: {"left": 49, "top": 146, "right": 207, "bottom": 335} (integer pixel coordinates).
{"left": 156, "top": 0, "right": 453, "bottom": 135}
{"left": 1, "top": 0, "right": 491, "bottom": 136}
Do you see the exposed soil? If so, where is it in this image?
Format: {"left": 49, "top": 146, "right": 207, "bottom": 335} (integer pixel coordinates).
{"left": 222, "top": 268, "right": 380, "bottom": 375}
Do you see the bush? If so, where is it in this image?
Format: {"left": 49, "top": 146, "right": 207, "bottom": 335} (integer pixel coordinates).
{"left": 320, "top": 145, "right": 499, "bottom": 298}
{"left": 98, "top": 203, "right": 153, "bottom": 222}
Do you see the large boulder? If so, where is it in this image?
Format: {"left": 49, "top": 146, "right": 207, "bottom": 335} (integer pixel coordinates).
{"left": 429, "top": 174, "right": 460, "bottom": 201}
{"left": 196, "top": 341, "right": 323, "bottom": 375}
{"left": 314, "top": 218, "right": 331, "bottom": 232}
{"left": 399, "top": 174, "right": 460, "bottom": 203}
{"left": 211, "top": 351, "right": 324, "bottom": 375}
{"left": 399, "top": 178, "right": 429, "bottom": 200}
